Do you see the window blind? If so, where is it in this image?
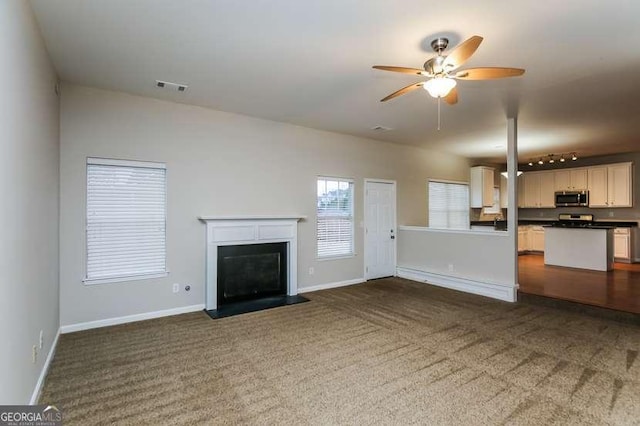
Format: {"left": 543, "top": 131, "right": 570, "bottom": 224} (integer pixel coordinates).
{"left": 428, "top": 180, "right": 469, "bottom": 229}
{"left": 86, "top": 158, "right": 167, "bottom": 282}
{"left": 317, "top": 177, "right": 354, "bottom": 258}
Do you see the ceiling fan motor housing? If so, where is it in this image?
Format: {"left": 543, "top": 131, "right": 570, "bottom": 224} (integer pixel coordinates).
{"left": 424, "top": 56, "right": 445, "bottom": 75}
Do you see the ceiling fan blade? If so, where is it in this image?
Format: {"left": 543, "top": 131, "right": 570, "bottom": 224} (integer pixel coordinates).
{"left": 442, "top": 36, "right": 483, "bottom": 71}
{"left": 454, "top": 67, "right": 525, "bottom": 80}
{"left": 380, "top": 82, "right": 424, "bottom": 102}
{"left": 373, "top": 65, "right": 424, "bottom": 75}
{"left": 443, "top": 87, "right": 458, "bottom": 105}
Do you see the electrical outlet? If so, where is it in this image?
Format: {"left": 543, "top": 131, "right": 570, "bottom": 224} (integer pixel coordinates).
{"left": 448, "top": 264, "right": 454, "bottom": 272}
{"left": 308, "top": 267, "right": 314, "bottom": 275}
{"left": 39, "top": 330, "right": 44, "bottom": 349}
{"left": 32, "top": 345, "right": 37, "bottom": 363}
{"left": 172, "top": 283, "right": 179, "bottom": 293}
{"left": 609, "top": 211, "right": 614, "bottom": 217}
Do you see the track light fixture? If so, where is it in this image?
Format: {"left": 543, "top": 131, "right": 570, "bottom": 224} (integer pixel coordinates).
{"left": 526, "top": 152, "right": 578, "bottom": 167}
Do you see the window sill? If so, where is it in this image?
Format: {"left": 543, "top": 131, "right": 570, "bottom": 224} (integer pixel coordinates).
{"left": 317, "top": 254, "right": 356, "bottom": 261}
{"left": 83, "top": 271, "right": 169, "bottom": 285}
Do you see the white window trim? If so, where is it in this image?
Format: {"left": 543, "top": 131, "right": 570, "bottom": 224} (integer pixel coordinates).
{"left": 84, "top": 157, "right": 168, "bottom": 285}
{"left": 316, "top": 176, "right": 355, "bottom": 260}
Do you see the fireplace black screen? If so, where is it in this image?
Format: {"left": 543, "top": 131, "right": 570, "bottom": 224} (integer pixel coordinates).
{"left": 217, "top": 242, "right": 287, "bottom": 306}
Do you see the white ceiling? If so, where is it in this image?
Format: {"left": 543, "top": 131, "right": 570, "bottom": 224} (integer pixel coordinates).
{"left": 30, "top": 0, "right": 640, "bottom": 163}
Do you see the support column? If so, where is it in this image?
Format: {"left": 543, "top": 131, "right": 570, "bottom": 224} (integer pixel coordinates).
{"left": 506, "top": 117, "right": 519, "bottom": 297}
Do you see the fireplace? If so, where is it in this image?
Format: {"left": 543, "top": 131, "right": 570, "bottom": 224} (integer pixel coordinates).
{"left": 199, "top": 216, "right": 307, "bottom": 318}
{"left": 217, "top": 242, "right": 287, "bottom": 305}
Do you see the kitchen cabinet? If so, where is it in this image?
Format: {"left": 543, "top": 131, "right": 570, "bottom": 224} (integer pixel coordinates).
{"left": 588, "top": 167, "right": 608, "bottom": 207}
{"left": 522, "top": 172, "right": 555, "bottom": 208}
{"left": 518, "top": 225, "right": 545, "bottom": 252}
{"left": 530, "top": 226, "right": 546, "bottom": 251}
{"left": 608, "top": 163, "right": 632, "bottom": 207}
{"left": 614, "top": 227, "right": 631, "bottom": 261}
{"left": 554, "top": 168, "right": 588, "bottom": 191}
{"left": 470, "top": 166, "right": 495, "bottom": 208}
{"left": 518, "top": 226, "right": 529, "bottom": 253}
{"left": 500, "top": 176, "right": 508, "bottom": 208}
{"left": 588, "top": 162, "right": 632, "bottom": 208}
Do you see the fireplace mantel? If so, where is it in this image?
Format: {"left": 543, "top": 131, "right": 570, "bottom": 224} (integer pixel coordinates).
{"left": 198, "top": 215, "right": 306, "bottom": 221}
{"left": 199, "top": 216, "right": 304, "bottom": 310}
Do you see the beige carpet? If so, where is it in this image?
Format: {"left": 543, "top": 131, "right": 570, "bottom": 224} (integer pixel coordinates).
{"left": 41, "top": 278, "right": 640, "bottom": 425}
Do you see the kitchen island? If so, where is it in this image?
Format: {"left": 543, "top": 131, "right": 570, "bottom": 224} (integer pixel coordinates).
{"left": 544, "top": 226, "right": 614, "bottom": 271}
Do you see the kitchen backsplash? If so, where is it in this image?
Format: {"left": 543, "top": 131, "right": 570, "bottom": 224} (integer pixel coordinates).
{"left": 519, "top": 207, "right": 640, "bottom": 221}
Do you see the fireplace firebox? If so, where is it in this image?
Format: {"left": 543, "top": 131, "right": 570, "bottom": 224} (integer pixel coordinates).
{"left": 217, "top": 242, "right": 287, "bottom": 305}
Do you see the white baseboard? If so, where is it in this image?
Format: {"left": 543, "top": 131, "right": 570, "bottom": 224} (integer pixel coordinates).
{"left": 30, "top": 328, "right": 60, "bottom": 404}
{"left": 60, "top": 304, "right": 205, "bottom": 334}
{"left": 396, "top": 267, "right": 517, "bottom": 302}
{"left": 298, "top": 278, "right": 365, "bottom": 294}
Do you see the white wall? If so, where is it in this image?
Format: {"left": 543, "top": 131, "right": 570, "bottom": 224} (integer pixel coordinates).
{"left": 59, "top": 84, "right": 469, "bottom": 327}
{"left": 397, "top": 228, "right": 517, "bottom": 301}
{"left": 0, "top": 1, "right": 60, "bottom": 404}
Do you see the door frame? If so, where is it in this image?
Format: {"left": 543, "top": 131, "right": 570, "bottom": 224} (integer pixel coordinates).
{"left": 363, "top": 178, "right": 397, "bottom": 280}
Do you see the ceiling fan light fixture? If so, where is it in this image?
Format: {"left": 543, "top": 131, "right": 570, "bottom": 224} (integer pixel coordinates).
{"left": 423, "top": 77, "right": 457, "bottom": 98}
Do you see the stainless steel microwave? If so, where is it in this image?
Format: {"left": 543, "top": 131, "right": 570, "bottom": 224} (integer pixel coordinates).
{"left": 554, "top": 191, "right": 589, "bottom": 207}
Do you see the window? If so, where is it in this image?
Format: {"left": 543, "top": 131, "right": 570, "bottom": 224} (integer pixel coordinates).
{"left": 428, "top": 180, "right": 469, "bottom": 229}
{"left": 317, "top": 177, "right": 354, "bottom": 258}
{"left": 85, "top": 158, "right": 167, "bottom": 284}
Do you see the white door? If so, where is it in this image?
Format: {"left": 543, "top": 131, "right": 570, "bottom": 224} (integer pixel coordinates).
{"left": 365, "top": 180, "right": 396, "bottom": 279}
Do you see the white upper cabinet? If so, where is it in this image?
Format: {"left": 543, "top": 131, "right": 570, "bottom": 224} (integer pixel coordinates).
{"left": 555, "top": 168, "right": 588, "bottom": 191}
{"left": 608, "top": 163, "right": 632, "bottom": 207}
{"left": 539, "top": 172, "right": 556, "bottom": 207}
{"left": 521, "top": 171, "right": 555, "bottom": 208}
{"left": 588, "top": 166, "right": 609, "bottom": 207}
{"left": 500, "top": 175, "right": 508, "bottom": 209}
{"left": 588, "top": 162, "right": 632, "bottom": 208}
{"left": 470, "top": 166, "right": 495, "bottom": 208}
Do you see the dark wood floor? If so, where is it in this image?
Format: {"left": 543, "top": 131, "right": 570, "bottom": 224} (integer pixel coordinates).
{"left": 518, "top": 253, "right": 640, "bottom": 314}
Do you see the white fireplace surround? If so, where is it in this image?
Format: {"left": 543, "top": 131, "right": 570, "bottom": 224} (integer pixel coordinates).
{"left": 199, "top": 216, "right": 305, "bottom": 310}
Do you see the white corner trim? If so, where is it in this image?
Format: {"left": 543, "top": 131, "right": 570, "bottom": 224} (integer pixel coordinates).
{"left": 60, "top": 304, "right": 205, "bottom": 334}
{"left": 298, "top": 278, "right": 365, "bottom": 293}
{"left": 30, "top": 328, "right": 60, "bottom": 405}
{"left": 396, "top": 267, "right": 517, "bottom": 302}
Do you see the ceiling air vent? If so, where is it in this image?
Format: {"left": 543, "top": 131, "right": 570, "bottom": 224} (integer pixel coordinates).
{"left": 371, "top": 125, "right": 393, "bottom": 131}
{"left": 155, "top": 80, "right": 188, "bottom": 92}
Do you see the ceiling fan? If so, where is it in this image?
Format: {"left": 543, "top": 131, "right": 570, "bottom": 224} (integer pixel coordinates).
{"left": 373, "top": 35, "right": 525, "bottom": 104}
